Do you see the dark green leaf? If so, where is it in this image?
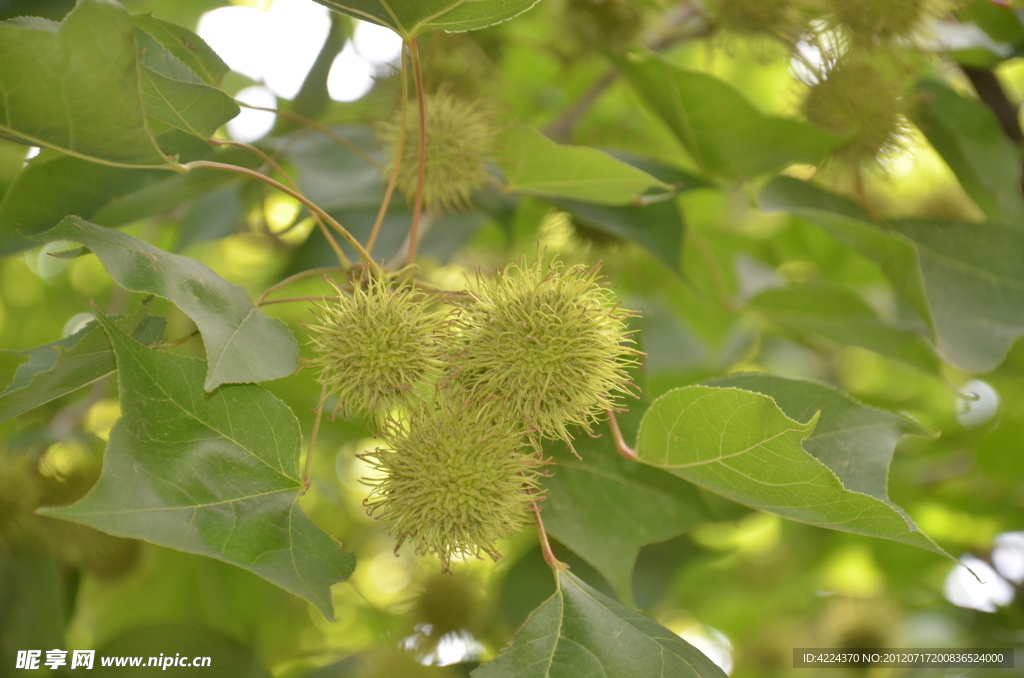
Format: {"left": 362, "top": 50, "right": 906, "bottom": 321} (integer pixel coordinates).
{"left": 28, "top": 217, "right": 298, "bottom": 390}
{"left": 0, "top": 0, "right": 168, "bottom": 167}
{"left": 40, "top": 313, "right": 354, "bottom": 619}
{"left": 542, "top": 434, "right": 711, "bottom": 604}
{"left": 615, "top": 50, "right": 840, "bottom": 178}
{"left": 131, "top": 13, "right": 231, "bottom": 87}
{"left": 0, "top": 139, "right": 247, "bottom": 255}
{"left": 552, "top": 198, "right": 685, "bottom": 273}
{"left": 497, "top": 122, "right": 670, "bottom": 205}
{"left": 0, "top": 307, "right": 164, "bottom": 423}
{"left": 311, "top": 0, "right": 541, "bottom": 38}
{"left": 747, "top": 282, "right": 941, "bottom": 372}
{"left": 177, "top": 183, "right": 243, "bottom": 251}
{"left": 914, "top": 79, "right": 1024, "bottom": 228}
{"left": 473, "top": 570, "right": 727, "bottom": 678}
{"left": 636, "top": 385, "right": 948, "bottom": 558}
{"left": 761, "top": 176, "right": 1024, "bottom": 372}
{"left": 705, "top": 374, "right": 933, "bottom": 505}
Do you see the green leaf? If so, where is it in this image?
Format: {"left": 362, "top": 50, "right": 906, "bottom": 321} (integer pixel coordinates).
{"left": 636, "top": 385, "right": 948, "bottom": 557}
{"left": 0, "top": 307, "right": 164, "bottom": 423}
{"left": 0, "top": 132, "right": 219, "bottom": 256}
{"left": 137, "top": 64, "right": 239, "bottom": 140}
{"left": 551, "top": 198, "right": 685, "bottom": 273}
{"left": 27, "top": 217, "right": 298, "bottom": 390}
{"left": 40, "top": 313, "right": 354, "bottom": 620}
{"left": 615, "top": 50, "right": 840, "bottom": 178}
{"left": 131, "top": 13, "right": 231, "bottom": 87}
{"left": 473, "top": 569, "right": 727, "bottom": 678}
{"left": 541, "top": 435, "right": 711, "bottom": 605}
{"left": 914, "top": 79, "right": 1024, "bottom": 228}
{"left": 310, "top": 0, "right": 541, "bottom": 38}
{"left": 497, "top": 122, "right": 670, "bottom": 205}
{"left": 704, "top": 374, "right": 933, "bottom": 506}
{"left": 747, "top": 282, "right": 941, "bottom": 373}
{"left": 761, "top": 176, "right": 1024, "bottom": 372}
{"left": 0, "top": 0, "right": 168, "bottom": 167}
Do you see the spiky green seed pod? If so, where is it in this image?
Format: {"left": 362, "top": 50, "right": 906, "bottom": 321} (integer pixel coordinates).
{"left": 714, "top": 0, "right": 809, "bottom": 42}
{"left": 378, "top": 92, "right": 493, "bottom": 213}
{"left": 306, "top": 277, "right": 445, "bottom": 420}
{"left": 362, "top": 391, "right": 543, "bottom": 571}
{"left": 828, "top": 0, "right": 952, "bottom": 44}
{"left": 453, "top": 259, "right": 641, "bottom": 448}
{"left": 802, "top": 55, "right": 912, "bottom": 165}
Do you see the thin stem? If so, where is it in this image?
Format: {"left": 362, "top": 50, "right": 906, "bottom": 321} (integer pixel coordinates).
{"left": 407, "top": 38, "right": 427, "bottom": 267}
{"left": 150, "top": 329, "right": 200, "bottom": 349}
{"left": 236, "top": 101, "right": 381, "bottom": 169}
{"left": 208, "top": 139, "right": 350, "bottom": 269}
{"left": 607, "top": 410, "right": 637, "bottom": 460}
{"left": 301, "top": 385, "right": 328, "bottom": 496}
{"left": 258, "top": 267, "right": 344, "bottom": 304}
{"left": 531, "top": 500, "right": 561, "bottom": 572}
{"left": 183, "top": 160, "right": 377, "bottom": 269}
{"left": 258, "top": 295, "right": 342, "bottom": 307}
{"left": 367, "top": 47, "right": 409, "bottom": 256}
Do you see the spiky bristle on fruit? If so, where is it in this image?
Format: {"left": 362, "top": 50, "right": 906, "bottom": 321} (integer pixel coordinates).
{"left": 306, "top": 276, "right": 445, "bottom": 421}
{"left": 452, "top": 258, "right": 642, "bottom": 449}
{"left": 361, "top": 390, "right": 543, "bottom": 570}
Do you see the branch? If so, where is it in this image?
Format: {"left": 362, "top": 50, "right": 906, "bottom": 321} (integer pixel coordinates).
{"left": 961, "top": 66, "right": 1024, "bottom": 145}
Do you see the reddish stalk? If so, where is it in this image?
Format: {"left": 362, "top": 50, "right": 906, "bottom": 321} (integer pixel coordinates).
{"left": 367, "top": 47, "right": 408, "bottom": 256}
{"left": 531, "top": 500, "right": 561, "bottom": 572}
{"left": 210, "top": 139, "right": 349, "bottom": 268}
{"left": 301, "top": 385, "right": 328, "bottom": 496}
{"left": 407, "top": 38, "right": 427, "bottom": 267}
{"left": 258, "top": 267, "right": 343, "bottom": 305}
{"left": 258, "top": 295, "right": 342, "bottom": 307}
{"left": 607, "top": 410, "right": 637, "bottom": 460}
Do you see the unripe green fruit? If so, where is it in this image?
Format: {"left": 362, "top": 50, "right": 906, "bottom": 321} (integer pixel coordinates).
{"left": 714, "top": 0, "right": 808, "bottom": 41}
{"left": 829, "top": 0, "right": 947, "bottom": 43}
{"left": 453, "top": 259, "right": 641, "bottom": 448}
{"left": 802, "top": 55, "right": 911, "bottom": 164}
{"left": 378, "top": 92, "right": 493, "bottom": 212}
{"left": 362, "top": 390, "right": 543, "bottom": 571}
{"left": 306, "top": 277, "right": 445, "bottom": 420}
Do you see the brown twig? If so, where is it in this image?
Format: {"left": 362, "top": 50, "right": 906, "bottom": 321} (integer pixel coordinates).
{"left": 258, "top": 295, "right": 342, "bottom": 307}
{"left": 258, "top": 267, "right": 344, "bottom": 305}
{"left": 207, "top": 139, "right": 350, "bottom": 268}
{"left": 531, "top": 500, "right": 562, "bottom": 572}
{"left": 368, "top": 46, "right": 408, "bottom": 256}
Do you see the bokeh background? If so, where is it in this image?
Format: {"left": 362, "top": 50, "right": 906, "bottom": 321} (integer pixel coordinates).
{"left": 1, "top": 0, "right": 1023, "bottom": 676}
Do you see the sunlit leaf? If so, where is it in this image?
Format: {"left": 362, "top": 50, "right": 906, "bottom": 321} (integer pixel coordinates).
{"left": 473, "top": 569, "right": 727, "bottom": 678}
{"left": 311, "top": 0, "right": 541, "bottom": 37}
{"left": 0, "top": 0, "right": 168, "bottom": 167}
{"left": 0, "top": 307, "right": 164, "bottom": 424}
{"left": 497, "top": 122, "right": 670, "bottom": 205}
{"left": 27, "top": 217, "right": 298, "bottom": 390}
{"left": 704, "top": 374, "right": 933, "bottom": 506}
{"left": 131, "top": 13, "right": 231, "bottom": 87}
{"left": 636, "top": 385, "right": 948, "bottom": 557}
{"left": 616, "top": 50, "right": 840, "bottom": 178}
{"left": 41, "top": 313, "right": 354, "bottom": 619}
